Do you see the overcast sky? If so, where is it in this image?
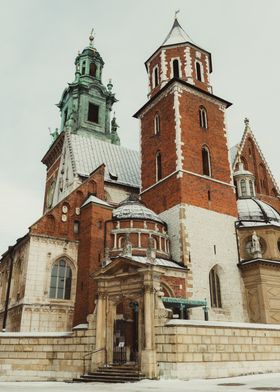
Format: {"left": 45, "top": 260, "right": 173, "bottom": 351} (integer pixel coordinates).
{"left": 0, "top": 0, "right": 279, "bottom": 254}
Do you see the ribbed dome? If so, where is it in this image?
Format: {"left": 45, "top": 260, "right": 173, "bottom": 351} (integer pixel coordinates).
{"left": 113, "top": 198, "right": 164, "bottom": 224}
{"left": 237, "top": 198, "right": 280, "bottom": 223}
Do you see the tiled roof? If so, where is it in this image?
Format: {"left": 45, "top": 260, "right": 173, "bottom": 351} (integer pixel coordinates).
{"left": 70, "top": 134, "right": 140, "bottom": 188}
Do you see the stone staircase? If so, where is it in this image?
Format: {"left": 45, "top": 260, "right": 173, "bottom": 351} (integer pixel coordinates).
{"left": 73, "top": 365, "right": 145, "bottom": 383}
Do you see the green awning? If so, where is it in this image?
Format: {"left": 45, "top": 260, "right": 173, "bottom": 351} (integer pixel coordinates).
{"left": 162, "top": 297, "right": 207, "bottom": 308}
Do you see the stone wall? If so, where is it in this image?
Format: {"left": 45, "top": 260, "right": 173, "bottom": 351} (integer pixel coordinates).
{"left": 156, "top": 319, "right": 280, "bottom": 379}
{"left": 0, "top": 316, "right": 96, "bottom": 381}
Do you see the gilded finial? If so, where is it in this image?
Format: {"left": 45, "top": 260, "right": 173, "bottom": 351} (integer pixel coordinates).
{"left": 175, "top": 9, "right": 180, "bottom": 19}
{"left": 89, "top": 28, "right": 94, "bottom": 47}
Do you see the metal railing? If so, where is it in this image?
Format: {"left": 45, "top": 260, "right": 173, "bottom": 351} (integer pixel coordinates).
{"left": 83, "top": 347, "right": 106, "bottom": 375}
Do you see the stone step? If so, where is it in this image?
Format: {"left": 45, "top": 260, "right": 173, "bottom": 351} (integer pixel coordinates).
{"left": 73, "top": 366, "right": 145, "bottom": 383}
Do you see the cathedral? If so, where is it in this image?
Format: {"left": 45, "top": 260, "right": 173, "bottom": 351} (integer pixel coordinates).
{"left": 1, "top": 16, "right": 280, "bottom": 378}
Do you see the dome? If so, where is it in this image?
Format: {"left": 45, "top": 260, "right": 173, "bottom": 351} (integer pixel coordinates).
{"left": 113, "top": 198, "right": 164, "bottom": 224}
{"left": 237, "top": 198, "right": 280, "bottom": 223}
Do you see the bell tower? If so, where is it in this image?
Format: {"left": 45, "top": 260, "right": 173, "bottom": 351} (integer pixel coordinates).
{"left": 57, "top": 31, "right": 120, "bottom": 144}
{"left": 134, "top": 16, "right": 247, "bottom": 322}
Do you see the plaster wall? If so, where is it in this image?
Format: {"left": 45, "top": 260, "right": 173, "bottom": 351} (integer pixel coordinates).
{"left": 160, "top": 204, "right": 247, "bottom": 322}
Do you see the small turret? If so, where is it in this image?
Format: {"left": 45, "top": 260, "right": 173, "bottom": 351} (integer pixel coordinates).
{"left": 233, "top": 128, "right": 256, "bottom": 199}
{"left": 56, "top": 30, "right": 120, "bottom": 144}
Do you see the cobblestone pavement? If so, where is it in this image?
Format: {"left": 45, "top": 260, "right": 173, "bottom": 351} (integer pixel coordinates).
{"left": 0, "top": 373, "right": 280, "bottom": 392}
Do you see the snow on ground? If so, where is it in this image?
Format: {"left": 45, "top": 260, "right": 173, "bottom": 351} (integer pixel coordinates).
{"left": 0, "top": 373, "right": 280, "bottom": 392}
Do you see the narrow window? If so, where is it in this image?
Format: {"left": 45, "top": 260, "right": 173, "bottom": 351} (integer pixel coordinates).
{"left": 173, "top": 59, "right": 179, "bottom": 78}
{"left": 89, "top": 63, "right": 97, "bottom": 77}
{"left": 196, "top": 61, "right": 202, "bottom": 81}
{"left": 202, "top": 147, "right": 211, "bottom": 176}
{"left": 88, "top": 102, "right": 99, "bottom": 123}
{"left": 153, "top": 66, "right": 159, "bottom": 88}
{"left": 199, "top": 107, "right": 207, "bottom": 128}
{"left": 49, "top": 260, "right": 72, "bottom": 300}
{"left": 81, "top": 61, "right": 86, "bottom": 75}
{"left": 154, "top": 114, "right": 160, "bottom": 135}
{"left": 208, "top": 190, "right": 211, "bottom": 201}
{"left": 240, "top": 179, "right": 247, "bottom": 197}
{"left": 277, "top": 240, "right": 280, "bottom": 252}
{"left": 74, "top": 221, "right": 80, "bottom": 234}
{"left": 63, "top": 107, "right": 68, "bottom": 127}
{"left": 249, "top": 180, "right": 254, "bottom": 196}
{"left": 156, "top": 151, "right": 162, "bottom": 181}
{"left": 209, "top": 268, "right": 222, "bottom": 308}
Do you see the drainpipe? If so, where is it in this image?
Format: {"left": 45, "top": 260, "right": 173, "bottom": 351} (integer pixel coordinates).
{"left": 2, "top": 246, "right": 14, "bottom": 332}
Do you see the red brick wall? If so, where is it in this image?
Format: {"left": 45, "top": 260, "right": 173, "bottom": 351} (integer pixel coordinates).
{"left": 73, "top": 202, "right": 112, "bottom": 326}
{"left": 148, "top": 44, "right": 211, "bottom": 98}
{"left": 31, "top": 166, "right": 106, "bottom": 241}
{"left": 140, "top": 87, "right": 237, "bottom": 217}
{"left": 240, "top": 136, "right": 280, "bottom": 212}
{"left": 141, "top": 93, "right": 176, "bottom": 191}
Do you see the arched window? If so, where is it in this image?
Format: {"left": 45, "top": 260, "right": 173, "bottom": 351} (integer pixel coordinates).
{"left": 81, "top": 61, "right": 86, "bottom": 75}
{"left": 249, "top": 180, "right": 254, "bottom": 196}
{"left": 172, "top": 59, "right": 180, "bottom": 78}
{"left": 153, "top": 66, "right": 159, "bottom": 88}
{"left": 154, "top": 114, "right": 160, "bottom": 135}
{"left": 156, "top": 151, "right": 162, "bottom": 181}
{"left": 89, "top": 63, "right": 97, "bottom": 77}
{"left": 259, "top": 163, "right": 268, "bottom": 194}
{"left": 240, "top": 156, "right": 248, "bottom": 170}
{"left": 240, "top": 179, "right": 247, "bottom": 197}
{"left": 209, "top": 268, "right": 222, "bottom": 308}
{"left": 196, "top": 61, "right": 202, "bottom": 81}
{"left": 49, "top": 260, "right": 72, "bottom": 300}
{"left": 202, "top": 146, "right": 211, "bottom": 176}
{"left": 199, "top": 107, "right": 207, "bottom": 128}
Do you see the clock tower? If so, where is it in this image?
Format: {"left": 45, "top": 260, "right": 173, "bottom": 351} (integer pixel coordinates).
{"left": 134, "top": 16, "right": 247, "bottom": 321}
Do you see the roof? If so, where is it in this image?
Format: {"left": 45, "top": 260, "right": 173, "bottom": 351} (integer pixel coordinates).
{"left": 120, "top": 255, "right": 186, "bottom": 270}
{"left": 237, "top": 198, "right": 280, "bottom": 224}
{"left": 231, "top": 121, "right": 280, "bottom": 194}
{"left": 133, "top": 78, "right": 231, "bottom": 118}
{"left": 69, "top": 134, "right": 140, "bottom": 188}
{"left": 81, "top": 195, "right": 112, "bottom": 209}
{"left": 113, "top": 197, "right": 164, "bottom": 224}
{"left": 162, "top": 17, "right": 193, "bottom": 46}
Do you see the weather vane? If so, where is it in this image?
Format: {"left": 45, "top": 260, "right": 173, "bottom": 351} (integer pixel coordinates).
{"left": 89, "top": 28, "right": 94, "bottom": 46}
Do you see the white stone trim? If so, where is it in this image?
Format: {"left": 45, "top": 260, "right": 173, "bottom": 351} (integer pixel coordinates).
{"left": 184, "top": 46, "right": 194, "bottom": 85}
{"left": 160, "top": 49, "right": 168, "bottom": 88}
{"left": 140, "top": 169, "right": 234, "bottom": 195}
{"left": 173, "top": 86, "right": 184, "bottom": 176}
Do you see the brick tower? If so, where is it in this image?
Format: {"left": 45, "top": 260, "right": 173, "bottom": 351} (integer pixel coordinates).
{"left": 134, "top": 16, "right": 247, "bottom": 321}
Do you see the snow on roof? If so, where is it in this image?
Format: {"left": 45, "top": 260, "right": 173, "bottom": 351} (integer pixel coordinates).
{"left": 237, "top": 198, "right": 280, "bottom": 223}
{"left": 127, "top": 255, "right": 185, "bottom": 270}
{"left": 167, "top": 319, "right": 280, "bottom": 330}
{"left": 162, "top": 17, "right": 193, "bottom": 46}
{"left": 70, "top": 134, "right": 140, "bottom": 188}
{"left": 81, "top": 195, "right": 112, "bottom": 209}
{"left": 113, "top": 199, "right": 164, "bottom": 224}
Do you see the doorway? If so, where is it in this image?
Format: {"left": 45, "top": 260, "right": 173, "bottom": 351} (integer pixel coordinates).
{"left": 113, "top": 300, "right": 139, "bottom": 364}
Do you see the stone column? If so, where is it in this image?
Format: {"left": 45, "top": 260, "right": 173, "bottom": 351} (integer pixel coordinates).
{"left": 140, "top": 270, "right": 158, "bottom": 379}
{"left": 106, "top": 298, "right": 116, "bottom": 365}
{"left": 92, "top": 292, "right": 106, "bottom": 370}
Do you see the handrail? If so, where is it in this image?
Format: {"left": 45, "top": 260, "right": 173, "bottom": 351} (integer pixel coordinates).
{"left": 83, "top": 347, "right": 106, "bottom": 375}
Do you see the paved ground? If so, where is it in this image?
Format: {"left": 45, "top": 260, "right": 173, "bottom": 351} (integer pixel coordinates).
{"left": 0, "top": 373, "right": 280, "bottom": 392}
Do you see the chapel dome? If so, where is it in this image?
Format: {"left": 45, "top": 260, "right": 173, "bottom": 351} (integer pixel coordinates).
{"left": 237, "top": 198, "right": 280, "bottom": 223}
{"left": 113, "top": 196, "right": 164, "bottom": 224}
